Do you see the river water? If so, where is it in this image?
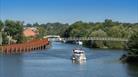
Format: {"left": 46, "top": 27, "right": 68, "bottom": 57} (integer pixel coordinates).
{"left": 0, "top": 42, "right": 138, "bottom": 77}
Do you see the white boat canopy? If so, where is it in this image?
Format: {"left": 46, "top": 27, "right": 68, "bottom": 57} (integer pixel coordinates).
{"left": 73, "top": 49, "right": 84, "bottom": 53}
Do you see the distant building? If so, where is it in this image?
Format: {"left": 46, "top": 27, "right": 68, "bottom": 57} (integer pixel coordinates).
{"left": 23, "top": 27, "right": 38, "bottom": 37}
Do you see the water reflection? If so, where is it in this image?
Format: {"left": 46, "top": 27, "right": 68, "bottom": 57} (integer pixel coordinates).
{"left": 0, "top": 42, "right": 138, "bottom": 77}
{"left": 72, "top": 59, "right": 86, "bottom": 64}
{"left": 125, "top": 63, "right": 138, "bottom": 77}
{"left": 0, "top": 54, "right": 23, "bottom": 77}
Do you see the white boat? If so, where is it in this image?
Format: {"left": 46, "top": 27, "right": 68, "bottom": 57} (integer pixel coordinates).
{"left": 72, "top": 48, "right": 86, "bottom": 63}
{"left": 76, "top": 41, "right": 83, "bottom": 45}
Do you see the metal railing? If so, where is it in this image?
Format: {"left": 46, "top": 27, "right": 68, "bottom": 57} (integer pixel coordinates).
{"left": 61, "top": 37, "right": 128, "bottom": 41}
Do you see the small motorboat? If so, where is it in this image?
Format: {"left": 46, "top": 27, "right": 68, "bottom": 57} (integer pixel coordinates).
{"left": 72, "top": 48, "right": 86, "bottom": 63}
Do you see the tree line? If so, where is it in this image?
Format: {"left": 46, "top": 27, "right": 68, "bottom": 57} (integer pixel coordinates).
{"left": 1, "top": 19, "right": 137, "bottom": 61}
{"left": 23, "top": 19, "right": 138, "bottom": 49}
{"left": 62, "top": 19, "right": 138, "bottom": 49}
{"left": 0, "top": 19, "right": 138, "bottom": 49}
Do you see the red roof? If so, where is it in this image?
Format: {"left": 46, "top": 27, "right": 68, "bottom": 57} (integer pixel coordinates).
{"left": 23, "top": 28, "right": 38, "bottom": 37}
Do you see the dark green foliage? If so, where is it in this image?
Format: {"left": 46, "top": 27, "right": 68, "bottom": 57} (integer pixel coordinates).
{"left": 0, "top": 20, "right": 24, "bottom": 44}
{"left": 1, "top": 33, "right": 9, "bottom": 44}
{"left": 63, "top": 21, "right": 92, "bottom": 37}
{"left": 25, "top": 22, "right": 69, "bottom": 36}
{"left": 127, "top": 31, "right": 138, "bottom": 55}
{"left": 1, "top": 19, "right": 138, "bottom": 49}
{"left": 62, "top": 19, "right": 138, "bottom": 49}
{"left": 0, "top": 20, "right": 4, "bottom": 30}
{"left": 104, "top": 19, "right": 115, "bottom": 27}
{"left": 120, "top": 32, "right": 138, "bottom": 62}
{"left": 36, "top": 27, "right": 47, "bottom": 39}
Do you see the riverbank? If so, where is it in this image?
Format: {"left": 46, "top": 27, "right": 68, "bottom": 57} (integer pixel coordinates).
{"left": 120, "top": 54, "right": 138, "bottom": 63}
{"left": 64, "top": 40, "right": 126, "bottom": 49}
{"left": 84, "top": 41, "right": 126, "bottom": 49}
{"left": 0, "top": 38, "right": 50, "bottom": 54}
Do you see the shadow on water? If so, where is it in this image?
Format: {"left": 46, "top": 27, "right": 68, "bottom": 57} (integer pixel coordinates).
{"left": 125, "top": 63, "right": 138, "bottom": 77}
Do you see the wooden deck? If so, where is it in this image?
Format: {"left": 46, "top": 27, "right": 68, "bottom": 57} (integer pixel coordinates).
{"left": 0, "top": 38, "right": 50, "bottom": 54}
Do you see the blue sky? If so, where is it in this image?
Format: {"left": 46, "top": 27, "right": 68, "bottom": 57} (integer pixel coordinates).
{"left": 0, "top": 0, "right": 138, "bottom": 24}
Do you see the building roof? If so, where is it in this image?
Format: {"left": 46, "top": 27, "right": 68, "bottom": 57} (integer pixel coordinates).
{"left": 23, "top": 28, "right": 38, "bottom": 37}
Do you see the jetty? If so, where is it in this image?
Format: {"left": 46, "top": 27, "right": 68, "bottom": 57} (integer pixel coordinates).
{"left": 0, "top": 38, "right": 50, "bottom": 54}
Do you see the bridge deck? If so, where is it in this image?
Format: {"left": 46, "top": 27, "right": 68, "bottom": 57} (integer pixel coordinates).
{"left": 62, "top": 37, "right": 128, "bottom": 41}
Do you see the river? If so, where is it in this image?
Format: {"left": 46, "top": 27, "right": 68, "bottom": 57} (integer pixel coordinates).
{"left": 0, "top": 42, "right": 138, "bottom": 77}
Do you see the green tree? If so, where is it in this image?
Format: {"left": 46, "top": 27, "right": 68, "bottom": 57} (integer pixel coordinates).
{"left": 103, "top": 19, "right": 115, "bottom": 27}
{"left": 0, "top": 20, "right": 4, "bottom": 30}
{"left": 65, "top": 21, "right": 91, "bottom": 37}
{"left": 36, "top": 27, "right": 47, "bottom": 39}
{"left": 106, "top": 26, "right": 126, "bottom": 48}
{"left": 4, "top": 20, "right": 24, "bottom": 43}
{"left": 127, "top": 31, "right": 138, "bottom": 55}
{"left": 89, "top": 29, "right": 107, "bottom": 48}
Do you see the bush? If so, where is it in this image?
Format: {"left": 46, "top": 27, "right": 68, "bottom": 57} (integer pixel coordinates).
{"left": 127, "top": 31, "right": 138, "bottom": 55}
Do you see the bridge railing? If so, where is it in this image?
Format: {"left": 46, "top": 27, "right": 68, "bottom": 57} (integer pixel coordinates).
{"left": 61, "top": 37, "right": 128, "bottom": 41}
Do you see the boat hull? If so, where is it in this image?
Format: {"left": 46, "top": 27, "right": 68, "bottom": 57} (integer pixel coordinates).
{"left": 72, "top": 54, "right": 86, "bottom": 64}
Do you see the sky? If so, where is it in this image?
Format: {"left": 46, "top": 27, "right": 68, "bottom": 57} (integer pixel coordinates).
{"left": 0, "top": 0, "right": 138, "bottom": 24}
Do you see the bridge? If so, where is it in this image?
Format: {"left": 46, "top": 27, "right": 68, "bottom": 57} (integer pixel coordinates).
{"left": 0, "top": 36, "right": 128, "bottom": 54}
{"left": 44, "top": 35, "right": 128, "bottom": 42}
{"left": 62, "top": 37, "right": 128, "bottom": 42}
{"left": 44, "top": 35, "right": 62, "bottom": 41}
